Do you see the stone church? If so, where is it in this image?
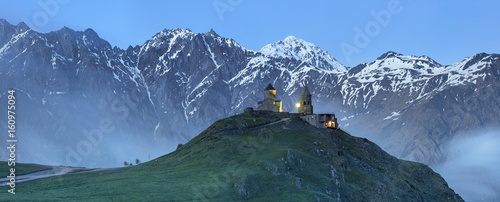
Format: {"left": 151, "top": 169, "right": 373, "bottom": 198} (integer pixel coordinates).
{"left": 257, "top": 83, "right": 283, "bottom": 112}
{"left": 251, "top": 83, "right": 338, "bottom": 129}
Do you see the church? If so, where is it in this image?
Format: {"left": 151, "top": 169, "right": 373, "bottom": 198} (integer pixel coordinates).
{"left": 257, "top": 83, "right": 282, "bottom": 112}
{"left": 252, "top": 83, "right": 338, "bottom": 129}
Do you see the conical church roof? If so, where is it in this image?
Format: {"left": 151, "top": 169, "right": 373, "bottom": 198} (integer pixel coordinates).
{"left": 301, "top": 86, "right": 311, "bottom": 96}
{"left": 264, "top": 83, "right": 275, "bottom": 91}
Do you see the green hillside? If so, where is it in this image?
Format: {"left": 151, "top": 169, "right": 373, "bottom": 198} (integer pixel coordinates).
{"left": 0, "top": 162, "right": 50, "bottom": 177}
{"left": 0, "top": 112, "right": 463, "bottom": 201}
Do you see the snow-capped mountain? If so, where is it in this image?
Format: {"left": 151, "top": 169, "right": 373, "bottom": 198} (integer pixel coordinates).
{"left": 336, "top": 51, "right": 500, "bottom": 165}
{"left": 259, "top": 35, "right": 347, "bottom": 72}
{"left": 341, "top": 51, "right": 493, "bottom": 110}
{"left": 1, "top": 19, "right": 499, "bottom": 170}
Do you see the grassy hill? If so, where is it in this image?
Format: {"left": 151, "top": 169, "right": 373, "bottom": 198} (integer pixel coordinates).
{"left": 0, "top": 162, "right": 51, "bottom": 177}
{"left": 0, "top": 112, "right": 463, "bottom": 201}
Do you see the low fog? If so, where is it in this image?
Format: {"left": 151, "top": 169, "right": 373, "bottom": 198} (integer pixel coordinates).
{"left": 435, "top": 128, "right": 500, "bottom": 201}
{"left": 0, "top": 90, "right": 180, "bottom": 168}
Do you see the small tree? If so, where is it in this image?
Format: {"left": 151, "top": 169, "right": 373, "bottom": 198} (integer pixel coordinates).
{"left": 135, "top": 158, "right": 141, "bottom": 165}
{"left": 129, "top": 163, "right": 133, "bottom": 167}
{"left": 123, "top": 161, "right": 128, "bottom": 167}
{"left": 177, "top": 143, "right": 183, "bottom": 150}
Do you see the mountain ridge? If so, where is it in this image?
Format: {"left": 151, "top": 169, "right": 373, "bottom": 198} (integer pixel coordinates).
{"left": 0, "top": 18, "right": 499, "bottom": 176}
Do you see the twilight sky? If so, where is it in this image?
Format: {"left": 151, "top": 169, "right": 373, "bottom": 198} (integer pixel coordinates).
{"left": 1, "top": 0, "right": 499, "bottom": 66}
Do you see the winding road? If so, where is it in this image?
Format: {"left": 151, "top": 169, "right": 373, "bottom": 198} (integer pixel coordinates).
{"left": 0, "top": 166, "right": 118, "bottom": 186}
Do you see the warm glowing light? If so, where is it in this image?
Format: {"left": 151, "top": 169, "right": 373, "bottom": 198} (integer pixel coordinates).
{"left": 296, "top": 103, "right": 300, "bottom": 108}
{"left": 326, "top": 121, "right": 335, "bottom": 128}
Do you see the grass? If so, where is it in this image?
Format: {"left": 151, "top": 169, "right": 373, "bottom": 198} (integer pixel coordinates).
{"left": 0, "top": 112, "right": 463, "bottom": 201}
{"left": 0, "top": 162, "right": 51, "bottom": 177}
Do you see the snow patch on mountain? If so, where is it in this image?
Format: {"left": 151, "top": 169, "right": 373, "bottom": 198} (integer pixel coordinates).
{"left": 439, "top": 54, "right": 495, "bottom": 89}
{"left": 0, "top": 29, "right": 31, "bottom": 55}
{"left": 141, "top": 28, "right": 195, "bottom": 53}
{"left": 229, "top": 56, "right": 269, "bottom": 87}
{"left": 259, "top": 36, "right": 347, "bottom": 72}
{"left": 384, "top": 111, "right": 401, "bottom": 120}
{"left": 340, "top": 51, "right": 497, "bottom": 108}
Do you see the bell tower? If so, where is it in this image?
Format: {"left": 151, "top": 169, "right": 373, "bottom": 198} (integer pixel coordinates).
{"left": 298, "top": 86, "right": 313, "bottom": 114}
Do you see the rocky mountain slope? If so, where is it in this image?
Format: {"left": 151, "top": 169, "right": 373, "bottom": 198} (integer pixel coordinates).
{"left": 0, "top": 18, "right": 499, "bottom": 171}
{"left": 0, "top": 113, "right": 463, "bottom": 201}
{"left": 338, "top": 51, "right": 500, "bottom": 166}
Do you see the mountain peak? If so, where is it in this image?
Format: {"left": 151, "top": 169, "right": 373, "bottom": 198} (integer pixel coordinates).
{"left": 84, "top": 28, "right": 99, "bottom": 38}
{"left": 375, "top": 51, "right": 441, "bottom": 67}
{"left": 154, "top": 28, "right": 194, "bottom": 38}
{"left": 470, "top": 52, "right": 490, "bottom": 60}
{"left": 202, "top": 28, "right": 221, "bottom": 39}
{"left": 259, "top": 36, "right": 347, "bottom": 72}
{"left": 377, "top": 51, "right": 402, "bottom": 60}
{"left": 147, "top": 28, "right": 195, "bottom": 44}
{"left": 283, "top": 35, "right": 302, "bottom": 43}
{"left": 0, "top": 18, "right": 12, "bottom": 28}
{"left": 16, "top": 22, "right": 30, "bottom": 32}
{"left": 54, "top": 26, "right": 76, "bottom": 34}
{"left": 171, "top": 28, "right": 192, "bottom": 33}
